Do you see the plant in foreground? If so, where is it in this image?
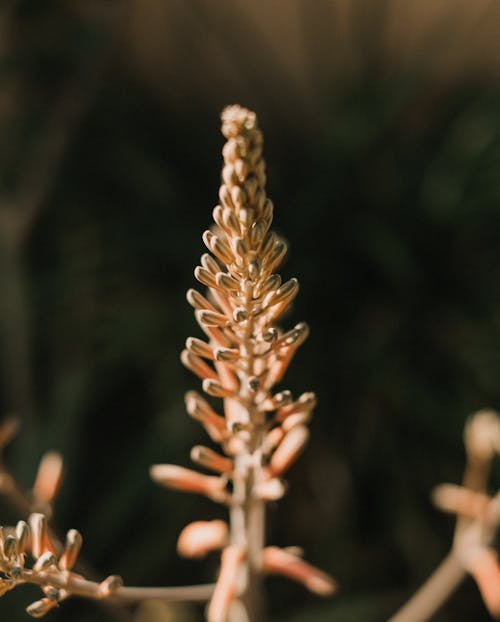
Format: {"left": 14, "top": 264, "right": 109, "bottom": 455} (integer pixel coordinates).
{"left": 0, "top": 106, "right": 499, "bottom": 621}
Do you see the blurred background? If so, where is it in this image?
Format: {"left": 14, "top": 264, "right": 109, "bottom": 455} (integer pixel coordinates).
{"left": 1, "top": 1, "right": 500, "bottom": 620}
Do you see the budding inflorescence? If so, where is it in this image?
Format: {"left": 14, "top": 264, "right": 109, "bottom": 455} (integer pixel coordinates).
{"left": 0, "top": 513, "right": 122, "bottom": 617}
{"left": 150, "top": 105, "right": 336, "bottom": 619}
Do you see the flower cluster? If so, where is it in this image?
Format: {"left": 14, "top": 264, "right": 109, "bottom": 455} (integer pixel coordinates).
{"left": 151, "top": 105, "right": 336, "bottom": 621}
{"left": 0, "top": 512, "right": 122, "bottom": 617}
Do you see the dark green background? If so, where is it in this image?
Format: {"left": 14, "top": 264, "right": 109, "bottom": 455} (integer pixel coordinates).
{"left": 0, "top": 2, "right": 499, "bottom": 620}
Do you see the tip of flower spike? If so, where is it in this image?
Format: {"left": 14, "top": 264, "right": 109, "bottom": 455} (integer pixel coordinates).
{"left": 221, "top": 105, "right": 257, "bottom": 137}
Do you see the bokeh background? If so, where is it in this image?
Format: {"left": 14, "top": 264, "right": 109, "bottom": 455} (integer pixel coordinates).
{"left": 1, "top": 1, "right": 500, "bottom": 620}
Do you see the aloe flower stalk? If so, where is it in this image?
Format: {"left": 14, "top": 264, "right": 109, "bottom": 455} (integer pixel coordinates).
{"left": 151, "top": 105, "right": 336, "bottom": 621}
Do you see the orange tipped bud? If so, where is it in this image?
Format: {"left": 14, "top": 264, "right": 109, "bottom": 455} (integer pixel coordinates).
{"left": 262, "top": 427, "right": 285, "bottom": 456}
{"left": 203, "top": 230, "right": 234, "bottom": 265}
{"left": 214, "top": 347, "right": 240, "bottom": 362}
{"left": 181, "top": 350, "right": 218, "bottom": 381}
{"left": 269, "top": 425, "right": 309, "bottom": 477}
{"left": 276, "top": 392, "right": 316, "bottom": 422}
{"left": 200, "top": 253, "right": 220, "bottom": 275}
{"left": 264, "top": 278, "right": 299, "bottom": 308}
{"left": 15, "top": 520, "right": 30, "bottom": 555}
{"left": 215, "top": 272, "right": 239, "bottom": 292}
{"left": 185, "top": 391, "right": 226, "bottom": 442}
{"left": 262, "top": 546, "right": 338, "bottom": 597}
{"left": 469, "top": 548, "right": 500, "bottom": 618}
{"left": 196, "top": 309, "right": 230, "bottom": 328}
{"left": 98, "top": 575, "right": 123, "bottom": 598}
{"left": 3, "top": 535, "right": 16, "bottom": 559}
{"left": 150, "top": 465, "right": 228, "bottom": 503}
{"left": 33, "top": 451, "right": 64, "bottom": 505}
{"left": 432, "top": 484, "right": 490, "bottom": 520}
{"left": 190, "top": 446, "right": 233, "bottom": 474}
{"left": 29, "top": 513, "right": 54, "bottom": 559}
{"left": 195, "top": 266, "right": 217, "bottom": 289}
{"left": 186, "top": 337, "right": 215, "bottom": 360}
{"left": 202, "top": 378, "right": 235, "bottom": 398}
{"left": 33, "top": 551, "right": 56, "bottom": 572}
{"left": 26, "top": 597, "right": 57, "bottom": 618}
{"left": 59, "top": 529, "right": 83, "bottom": 571}
{"left": 186, "top": 289, "right": 218, "bottom": 312}
{"left": 177, "top": 520, "right": 228, "bottom": 558}
{"left": 207, "top": 545, "right": 245, "bottom": 622}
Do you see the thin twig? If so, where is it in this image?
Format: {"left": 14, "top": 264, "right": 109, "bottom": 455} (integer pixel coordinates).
{"left": 387, "top": 553, "right": 466, "bottom": 622}
{"left": 23, "top": 570, "right": 214, "bottom": 604}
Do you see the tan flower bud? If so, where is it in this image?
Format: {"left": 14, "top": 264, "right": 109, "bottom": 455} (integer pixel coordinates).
{"left": 269, "top": 425, "right": 309, "bottom": 477}
{"left": 59, "top": 529, "right": 83, "bottom": 571}
{"left": 207, "top": 545, "right": 245, "bottom": 622}
{"left": 33, "top": 451, "right": 64, "bottom": 506}
{"left": 190, "top": 446, "right": 233, "bottom": 474}
{"left": 262, "top": 546, "right": 337, "bottom": 596}
{"left": 177, "top": 520, "right": 228, "bottom": 559}
{"left": 150, "top": 465, "right": 228, "bottom": 503}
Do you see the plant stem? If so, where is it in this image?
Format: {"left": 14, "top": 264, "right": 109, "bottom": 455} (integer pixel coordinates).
{"left": 23, "top": 570, "right": 214, "bottom": 603}
{"left": 387, "top": 552, "right": 466, "bottom": 622}
{"left": 227, "top": 280, "right": 266, "bottom": 621}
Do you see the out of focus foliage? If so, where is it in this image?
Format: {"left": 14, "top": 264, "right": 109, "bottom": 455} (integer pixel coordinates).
{"left": 0, "top": 1, "right": 500, "bottom": 621}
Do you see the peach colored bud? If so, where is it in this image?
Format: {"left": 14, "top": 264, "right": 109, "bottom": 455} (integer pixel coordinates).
{"left": 186, "top": 288, "right": 218, "bottom": 312}
{"left": 262, "top": 547, "right": 337, "bottom": 597}
{"left": 203, "top": 230, "right": 234, "bottom": 265}
{"left": 15, "top": 520, "right": 30, "bottom": 555}
{"left": 33, "top": 451, "right": 64, "bottom": 505}
{"left": 185, "top": 391, "right": 226, "bottom": 442}
{"left": 195, "top": 266, "right": 217, "bottom": 289}
{"left": 177, "top": 520, "right": 228, "bottom": 559}
{"left": 254, "top": 478, "right": 286, "bottom": 501}
{"left": 181, "top": 350, "right": 218, "bottom": 381}
{"left": 29, "top": 514, "right": 54, "bottom": 559}
{"left": 282, "top": 411, "right": 312, "bottom": 432}
{"left": 464, "top": 409, "right": 500, "bottom": 461}
{"left": 274, "top": 323, "right": 309, "bottom": 349}
{"left": 190, "top": 446, "right": 233, "bottom": 474}
{"left": 202, "top": 378, "right": 235, "bottom": 398}
{"left": 262, "top": 427, "right": 285, "bottom": 456}
{"left": 215, "top": 272, "right": 239, "bottom": 292}
{"left": 276, "top": 392, "right": 316, "bottom": 422}
{"left": 269, "top": 426, "right": 309, "bottom": 477}
{"left": 201, "top": 253, "right": 220, "bottom": 275}
{"left": 207, "top": 546, "right": 245, "bottom": 622}
{"left": 98, "top": 575, "right": 123, "bottom": 598}
{"left": 150, "top": 465, "right": 228, "bottom": 503}
{"left": 3, "top": 535, "right": 16, "bottom": 559}
{"left": 59, "top": 529, "right": 83, "bottom": 571}
{"left": 33, "top": 551, "right": 56, "bottom": 572}
{"left": 469, "top": 548, "right": 500, "bottom": 618}
{"left": 196, "top": 309, "right": 230, "bottom": 329}
{"left": 186, "top": 337, "right": 215, "bottom": 360}
{"left": 264, "top": 278, "right": 299, "bottom": 308}
{"left": 257, "top": 274, "right": 281, "bottom": 298}
{"left": 264, "top": 240, "right": 287, "bottom": 272}
{"left": 214, "top": 359, "right": 239, "bottom": 392}
{"left": 26, "top": 597, "right": 57, "bottom": 618}
{"left": 214, "top": 347, "right": 239, "bottom": 362}
{"left": 432, "top": 484, "right": 491, "bottom": 520}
